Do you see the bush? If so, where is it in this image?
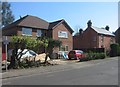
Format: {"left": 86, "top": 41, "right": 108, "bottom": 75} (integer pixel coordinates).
{"left": 85, "top": 52, "right": 105, "bottom": 60}
{"left": 110, "top": 43, "right": 120, "bottom": 57}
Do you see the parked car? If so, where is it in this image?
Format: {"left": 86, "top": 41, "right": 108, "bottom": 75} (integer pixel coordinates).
{"left": 68, "top": 50, "right": 86, "bottom": 60}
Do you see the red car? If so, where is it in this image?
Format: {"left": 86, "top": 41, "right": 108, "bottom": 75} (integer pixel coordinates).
{"left": 68, "top": 50, "right": 85, "bottom": 60}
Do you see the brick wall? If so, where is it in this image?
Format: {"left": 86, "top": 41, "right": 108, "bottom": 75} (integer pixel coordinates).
{"left": 98, "top": 35, "right": 115, "bottom": 50}
{"left": 73, "top": 27, "right": 115, "bottom": 51}
{"left": 77, "top": 28, "right": 98, "bottom": 49}
{"left": 52, "top": 23, "right": 73, "bottom": 52}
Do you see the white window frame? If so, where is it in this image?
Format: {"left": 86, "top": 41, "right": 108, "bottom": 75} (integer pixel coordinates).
{"left": 58, "top": 31, "right": 68, "bottom": 38}
{"left": 36, "top": 30, "right": 42, "bottom": 37}
{"left": 22, "top": 27, "right": 32, "bottom": 36}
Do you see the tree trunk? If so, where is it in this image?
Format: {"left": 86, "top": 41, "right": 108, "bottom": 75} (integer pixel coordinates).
{"left": 8, "top": 49, "right": 16, "bottom": 69}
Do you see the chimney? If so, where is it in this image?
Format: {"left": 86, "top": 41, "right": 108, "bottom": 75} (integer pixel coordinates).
{"left": 87, "top": 20, "right": 92, "bottom": 28}
{"left": 20, "top": 16, "right": 22, "bottom": 19}
{"left": 79, "top": 28, "right": 83, "bottom": 35}
{"left": 105, "top": 26, "right": 109, "bottom": 31}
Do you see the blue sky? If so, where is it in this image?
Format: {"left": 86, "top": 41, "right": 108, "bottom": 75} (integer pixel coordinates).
{"left": 10, "top": 2, "right": 118, "bottom": 34}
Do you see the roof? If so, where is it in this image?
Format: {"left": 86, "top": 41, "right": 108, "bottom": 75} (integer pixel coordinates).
{"left": 49, "top": 19, "right": 63, "bottom": 29}
{"left": 2, "top": 15, "right": 74, "bottom": 34}
{"left": 3, "top": 15, "right": 49, "bottom": 30}
{"left": 115, "top": 27, "right": 120, "bottom": 34}
{"left": 91, "top": 26, "right": 115, "bottom": 36}
{"left": 49, "top": 19, "right": 74, "bottom": 33}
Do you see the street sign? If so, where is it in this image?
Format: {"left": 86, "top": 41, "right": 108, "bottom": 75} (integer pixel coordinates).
{"left": 3, "top": 40, "right": 9, "bottom": 45}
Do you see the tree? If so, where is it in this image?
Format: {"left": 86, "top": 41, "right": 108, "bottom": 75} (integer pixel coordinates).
{"left": 8, "top": 36, "right": 62, "bottom": 69}
{"left": 37, "top": 37, "right": 62, "bottom": 63}
{"left": 1, "top": 2, "right": 14, "bottom": 27}
{"left": 8, "top": 36, "right": 43, "bottom": 69}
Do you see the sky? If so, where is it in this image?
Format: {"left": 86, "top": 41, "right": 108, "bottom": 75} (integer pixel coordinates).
{"left": 10, "top": 2, "right": 118, "bottom": 34}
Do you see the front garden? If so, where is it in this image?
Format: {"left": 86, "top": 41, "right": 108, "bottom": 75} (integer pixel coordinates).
{"left": 5, "top": 36, "right": 62, "bottom": 70}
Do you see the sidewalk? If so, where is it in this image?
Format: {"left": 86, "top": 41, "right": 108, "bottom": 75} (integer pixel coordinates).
{"left": 2, "top": 59, "right": 77, "bottom": 79}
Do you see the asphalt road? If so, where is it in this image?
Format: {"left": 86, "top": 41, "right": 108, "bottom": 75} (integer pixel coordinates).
{"left": 2, "top": 57, "right": 118, "bottom": 85}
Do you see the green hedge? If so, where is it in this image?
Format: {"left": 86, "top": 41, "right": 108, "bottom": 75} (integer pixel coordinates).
{"left": 85, "top": 53, "right": 106, "bottom": 60}
{"left": 110, "top": 43, "right": 120, "bottom": 57}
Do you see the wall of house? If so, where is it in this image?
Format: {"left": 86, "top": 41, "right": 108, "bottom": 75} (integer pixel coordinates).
{"left": 77, "top": 28, "right": 98, "bottom": 49}
{"left": 115, "top": 28, "right": 120, "bottom": 44}
{"left": 17, "top": 27, "right": 47, "bottom": 38}
{"left": 98, "top": 34, "right": 115, "bottom": 51}
{"left": 52, "top": 23, "right": 73, "bottom": 52}
{"left": 73, "top": 35, "right": 80, "bottom": 49}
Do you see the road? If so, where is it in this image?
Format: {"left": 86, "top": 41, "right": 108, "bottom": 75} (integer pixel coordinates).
{"left": 2, "top": 57, "right": 118, "bottom": 85}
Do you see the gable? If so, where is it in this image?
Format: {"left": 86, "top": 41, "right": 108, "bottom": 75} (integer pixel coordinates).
{"left": 49, "top": 20, "right": 74, "bottom": 34}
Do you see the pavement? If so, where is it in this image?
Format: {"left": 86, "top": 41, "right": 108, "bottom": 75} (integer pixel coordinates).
{"left": 2, "top": 57, "right": 118, "bottom": 79}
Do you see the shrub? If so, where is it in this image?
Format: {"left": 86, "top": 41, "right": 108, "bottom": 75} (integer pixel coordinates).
{"left": 85, "top": 52, "right": 105, "bottom": 60}
{"left": 110, "top": 43, "right": 120, "bottom": 57}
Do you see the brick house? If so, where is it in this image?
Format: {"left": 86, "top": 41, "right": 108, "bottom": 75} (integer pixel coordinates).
{"left": 73, "top": 20, "right": 115, "bottom": 51}
{"left": 2, "top": 15, "right": 74, "bottom": 54}
{"left": 115, "top": 27, "right": 120, "bottom": 44}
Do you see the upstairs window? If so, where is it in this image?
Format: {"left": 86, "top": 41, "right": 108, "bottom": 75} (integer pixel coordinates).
{"left": 36, "top": 30, "right": 42, "bottom": 37}
{"left": 58, "top": 31, "right": 68, "bottom": 38}
{"left": 22, "top": 28, "right": 32, "bottom": 36}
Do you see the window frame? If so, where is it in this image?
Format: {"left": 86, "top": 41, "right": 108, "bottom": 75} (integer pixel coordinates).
{"left": 58, "top": 31, "right": 68, "bottom": 38}
{"left": 22, "top": 27, "right": 32, "bottom": 36}
{"left": 36, "top": 29, "right": 42, "bottom": 37}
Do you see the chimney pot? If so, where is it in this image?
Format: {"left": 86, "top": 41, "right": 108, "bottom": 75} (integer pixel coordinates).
{"left": 87, "top": 20, "right": 92, "bottom": 27}
{"left": 105, "top": 26, "right": 109, "bottom": 31}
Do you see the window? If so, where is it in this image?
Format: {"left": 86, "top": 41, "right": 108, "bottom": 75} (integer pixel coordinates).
{"left": 59, "top": 46, "right": 65, "bottom": 51}
{"left": 36, "top": 30, "right": 42, "bottom": 37}
{"left": 111, "top": 37, "right": 114, "bottom": 44}
{"left": 59, "top": 45, "right": 68, "bottom": 51}
{"left": 65, "top": 45, "right": 68, "bottom": 51}
{"left": 58, "top": 31, "right": 68, "bottom": 38}
{"left": 22, "top": 28, "right": 32, "bottom": 36}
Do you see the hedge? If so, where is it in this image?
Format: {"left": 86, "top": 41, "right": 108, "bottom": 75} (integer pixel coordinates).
{"left": 85, "top": 53, "right": 106, "bottom": 60}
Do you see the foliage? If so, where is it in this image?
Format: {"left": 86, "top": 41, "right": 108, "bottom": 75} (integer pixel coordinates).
{"left": 9, "top": 36, "right": 62, "bottom": 69}
{"left": 1, "top": 2, "right": 14, "bottom": 27}
{"left": 85, "top": 52, "right": 106, "bottom": 60}
{"left": 8, "top": 36, "right": 44, "bottom": 69}
{"left": 110, "top": 43, "right": 120, "bottom": 57}
{"left": 37, "top": 37, "right": 62, "bottom": 63}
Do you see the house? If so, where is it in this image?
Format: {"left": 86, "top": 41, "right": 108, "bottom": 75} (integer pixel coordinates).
{"left": 115, "top": 27, "right": 120, "bottom": 44}
{"left": 2, "top": 15, "right": 74, "bottom": 54}
{"left": 73, "top": 20, "right": 115, "bottom": 51}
